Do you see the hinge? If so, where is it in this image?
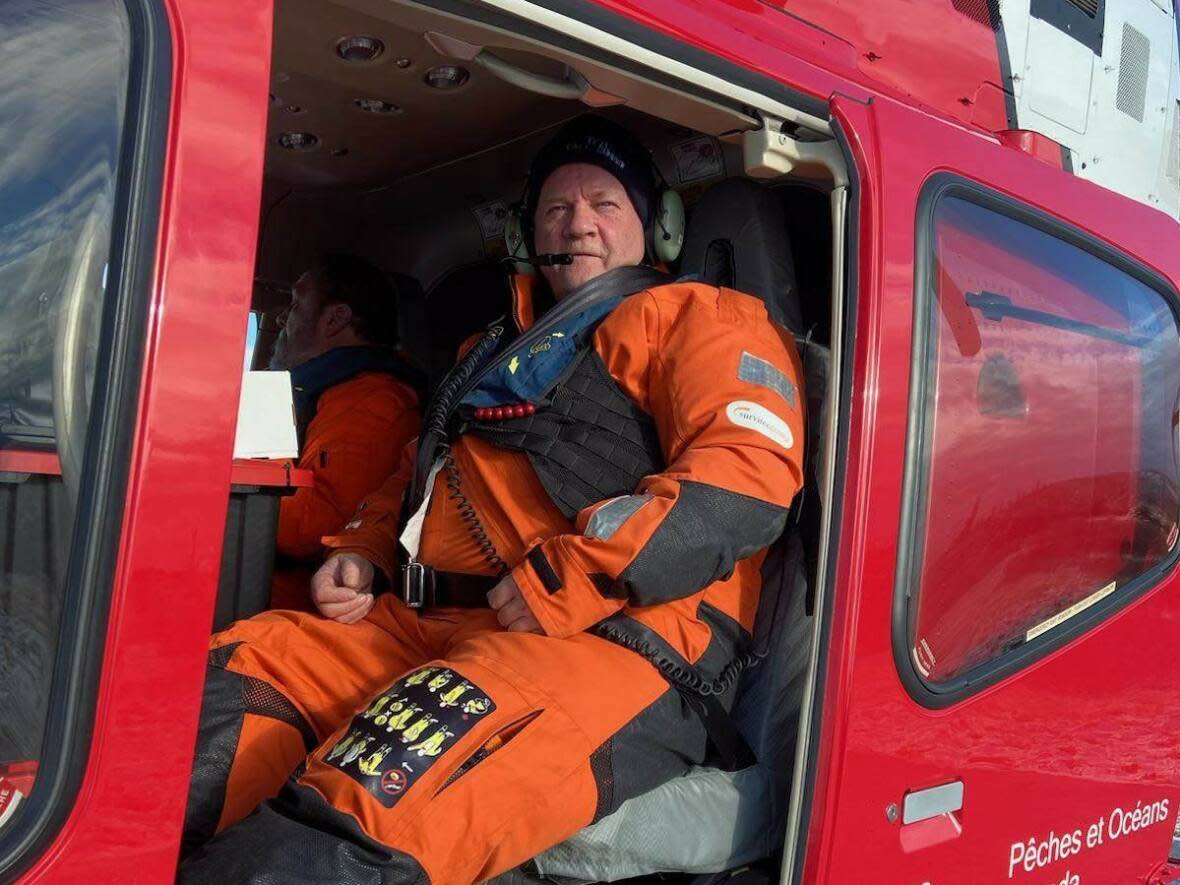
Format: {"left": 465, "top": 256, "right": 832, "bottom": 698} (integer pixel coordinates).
{"left": 743, "top": 114, "right": 846, "bottom": 186}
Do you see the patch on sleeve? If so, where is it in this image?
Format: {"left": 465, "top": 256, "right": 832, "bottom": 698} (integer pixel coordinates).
{"left": 322, "top": 666, "right": 495, "bottom": 808}
{"left": 726, "top": 400, "right": 794, "bottom": 450}
{"left": 584, "top": 494, "right": 653, "bottom": 541}
{"left": 738, "top": 352, "right": 797, "bottom": 409}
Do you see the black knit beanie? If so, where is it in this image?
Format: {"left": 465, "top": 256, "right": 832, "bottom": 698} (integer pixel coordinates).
{"left": 524, "top": 115, "right": 658, "bottom": 234}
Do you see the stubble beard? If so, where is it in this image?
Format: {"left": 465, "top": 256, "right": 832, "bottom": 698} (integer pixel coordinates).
{"left": 269, "top": 330, "right": 290, "bottom": 371}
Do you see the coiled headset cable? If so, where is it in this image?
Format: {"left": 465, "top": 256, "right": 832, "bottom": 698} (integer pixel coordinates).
{"left": 442, "top": 450, "right": 508, "bottom": 577}
{"left": 411, "top": 321, "right": 514, "bottom": 578}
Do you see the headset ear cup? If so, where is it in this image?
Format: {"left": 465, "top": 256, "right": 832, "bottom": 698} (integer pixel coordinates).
{"left": 503, "top": 209, "right": 535, "bottom": 277}
{"left": 652, "top": 189, "right": 685, "bottom": 264}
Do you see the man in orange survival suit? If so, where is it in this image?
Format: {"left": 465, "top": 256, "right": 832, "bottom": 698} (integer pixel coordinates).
{"left": 266, "top": 254, "right": 421, "bottom": 610}
{"left": 180, "top": 116, "right": 805, "bottom": 883}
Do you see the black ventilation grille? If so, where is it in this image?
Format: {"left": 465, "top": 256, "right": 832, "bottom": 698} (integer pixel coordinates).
{"left": 1116, "top": 23, "right": 1150, "bottom": 122}
{"left": 1066, "top": 0, "right": 1099, "bottom": 16}
{"left": 951, "top": 0, "right": 1002, "bottom": 30}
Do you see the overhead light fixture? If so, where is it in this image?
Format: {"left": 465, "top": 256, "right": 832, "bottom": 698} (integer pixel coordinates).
{"left": 394, "top": 57, "right": 413, "bottom": 69}
{"left": 424, "top": 64, "right": 469, "bottom": 90}
{"left": 285, "top": 104, "right": 304, "bottom": 114}
{"left": 353, "top": 98, "right": 402, "bottom": 115}
{"left": 336, "top": 35, "right": 385, "bottom": 62}
{"left": 278, "top": 132, "right": 319, "bottom": 151}
{"left": 331, "top": 148, "right": 350, "bottom": 158}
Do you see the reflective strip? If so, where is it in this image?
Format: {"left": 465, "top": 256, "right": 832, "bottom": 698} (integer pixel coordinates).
{"left": 584, "top": 494, "right": 653, "bottom": 541}
{"left": 739, "top": 351, "right": 797, "bottom": 408}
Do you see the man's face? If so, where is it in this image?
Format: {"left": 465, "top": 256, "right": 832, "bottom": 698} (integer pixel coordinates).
{"left": 533, "top": 163, "right": 646, "bottom": 300}
{"left": 270, "top": 272, "right": 326, "bottom": 370}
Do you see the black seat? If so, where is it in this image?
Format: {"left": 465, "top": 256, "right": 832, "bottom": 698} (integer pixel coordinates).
{"left": 677, "top": 177, "right": 803, "bottom": 335}
{"left": 388, "top": 270, "right": 431, "bottom": 382}
{"left": 423, "top": 261, "right": 513, "bottom": 391}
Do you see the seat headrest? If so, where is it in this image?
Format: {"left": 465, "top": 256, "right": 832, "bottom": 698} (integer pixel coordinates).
{"left": 388, "top": 271, "right": 429, "bottom": 373}
{"left": 679, "top": 178, "right": 802, "bottom": 334}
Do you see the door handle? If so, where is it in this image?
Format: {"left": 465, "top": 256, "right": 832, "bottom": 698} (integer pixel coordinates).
{"left": 903, "top": 780, "right": 964, "bottom": 825}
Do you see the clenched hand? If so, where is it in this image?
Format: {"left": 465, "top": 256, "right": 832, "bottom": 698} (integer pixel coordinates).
{"left": 487, "top": 574, "right": 544, "bottom": 634}
{"left": 311, "top": 553, "right": 377, "bottom": 623}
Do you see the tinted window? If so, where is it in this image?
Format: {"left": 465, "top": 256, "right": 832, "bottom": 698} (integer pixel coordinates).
{"left": 904, "top": 194, "right": 1180, "bottom": 685}
{"left": 0, "top": 0, "right": 130, "bottom": 829}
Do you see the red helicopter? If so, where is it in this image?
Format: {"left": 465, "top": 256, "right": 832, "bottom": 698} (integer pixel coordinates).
{"left": 0, "top": 0, "right": 1178, "bottom": 882}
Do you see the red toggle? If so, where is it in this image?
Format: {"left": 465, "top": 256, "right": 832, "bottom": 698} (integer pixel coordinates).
{"left": 473, "top": 403, "right": 536, "bottom": 421}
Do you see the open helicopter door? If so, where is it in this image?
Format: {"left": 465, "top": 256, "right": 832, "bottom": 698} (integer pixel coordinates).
{"left": 793, "top": 92, "right": 1180, "bottom": 885}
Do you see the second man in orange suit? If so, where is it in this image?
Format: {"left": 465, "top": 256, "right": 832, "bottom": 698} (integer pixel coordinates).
{"left": 266, "top": 254, "right": 421, "bottom": 610}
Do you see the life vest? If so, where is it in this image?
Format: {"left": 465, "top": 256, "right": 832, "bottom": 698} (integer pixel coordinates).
{"left": 409, "top": 266, "right": 669, "bottom": 518}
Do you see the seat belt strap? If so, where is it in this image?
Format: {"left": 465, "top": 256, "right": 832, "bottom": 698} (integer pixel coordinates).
{"left": 679, "top": 689, "right": 756, "bottom": 772}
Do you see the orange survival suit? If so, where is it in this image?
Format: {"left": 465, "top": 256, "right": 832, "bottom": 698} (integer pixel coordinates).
{"left": 180, "top": 269, "right": 805, "bottom": 884}
{"left": 270, "top": 360, "right": 421, "bottom": 610}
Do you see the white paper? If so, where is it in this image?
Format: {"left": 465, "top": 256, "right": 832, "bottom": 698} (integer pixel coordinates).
{"left": 473, "top": 200, "right": 509, "bottom": 240}
{"left": 671, "top": 135, "right": 724, "bottom": 184}
{"left": 232, "top": 371, "right": 299, "bottom": 459}
{"left": 399, "top": 458, "right": 443, "bottom": 560}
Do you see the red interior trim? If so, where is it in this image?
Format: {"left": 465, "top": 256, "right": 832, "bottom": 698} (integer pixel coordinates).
{"left": 0, "top": 449, "right": 313, "bottom": 489}
{"left": 0, "top": 450, "right": 62, "bottom": 476}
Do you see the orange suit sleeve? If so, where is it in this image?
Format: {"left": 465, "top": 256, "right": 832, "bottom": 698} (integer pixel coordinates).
{"left": 277, "top": 376, "right": 419, "bottom": 562}
{"left": 319, "top": 439, "right": 417, "bottom": 582}
{"left": 511, "top": 283, "right": 805, "bottom": 639}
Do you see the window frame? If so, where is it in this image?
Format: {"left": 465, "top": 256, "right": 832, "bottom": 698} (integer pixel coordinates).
{"left": 892, "top": 172, "right": 1180, "bottom": 709}
{"left": 0, "top": 0, "right": 170, "bottom": 876}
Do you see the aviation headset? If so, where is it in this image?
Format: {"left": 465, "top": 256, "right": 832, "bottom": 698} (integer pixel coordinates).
{"left": 504, "top": 115, "right": 685, "bottom": 275}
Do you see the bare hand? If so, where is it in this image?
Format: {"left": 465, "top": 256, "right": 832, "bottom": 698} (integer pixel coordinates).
{"left": 311, "top": 553, "right": 377, "bottom": 623}
{"left": 487, "top": 574, "right": 544, "bottom": 634}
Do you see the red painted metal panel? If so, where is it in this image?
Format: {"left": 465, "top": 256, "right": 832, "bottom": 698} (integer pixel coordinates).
{"left": 766, "top": 0, "right": 1011, "bottom": 130}
{"left": 998, "top": 130, "right": 1069, "bottom": 169}
{"left": 581, "top": 0, "right": 1008, "bottom": 132}
{"left": 16, "top": 0, "right": 273, "bottom": 880}
{"left": 804, "top": 92, "right": 1180, "bottom": 885}
{"left": 560, "top": 0, "right": 869, "bottom": 106}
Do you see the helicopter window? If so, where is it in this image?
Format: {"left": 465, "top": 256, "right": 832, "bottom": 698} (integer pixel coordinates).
{"left": 900, "top": 188, "right": 1180, "bottom": 690}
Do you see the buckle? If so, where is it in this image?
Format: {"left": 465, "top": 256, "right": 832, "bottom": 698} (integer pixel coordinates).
{"left": 400, "top": 561, "right": 435, "bottom": 609}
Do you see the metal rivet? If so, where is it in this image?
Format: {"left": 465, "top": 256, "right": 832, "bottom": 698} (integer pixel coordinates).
{"left": 885, "top": 803, "right": 899, "bottom": 823}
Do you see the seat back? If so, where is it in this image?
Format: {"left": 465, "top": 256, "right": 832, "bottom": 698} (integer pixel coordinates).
{"left": 678, "top": 177, "right": 803, "bottom": 335}
{"left": 388, "top": 271, "right": 431, "bottom": 381}
{"left": 423, "top": 261, "right": 513, "bottom": 392}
